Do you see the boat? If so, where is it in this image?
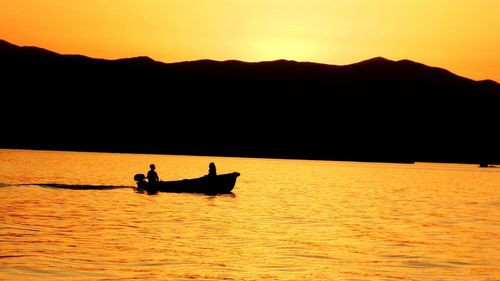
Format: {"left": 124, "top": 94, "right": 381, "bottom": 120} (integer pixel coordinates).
{"left": 133, "top": 172, "right": 240, "bottom": 194}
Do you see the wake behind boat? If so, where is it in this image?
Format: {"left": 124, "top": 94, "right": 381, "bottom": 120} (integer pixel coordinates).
{"left": 133, "top": 172, "right": 240, "bottom": 194}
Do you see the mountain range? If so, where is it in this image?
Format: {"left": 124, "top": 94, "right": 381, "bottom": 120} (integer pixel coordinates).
{"left": 1, "top": 39, "right": 499, "bottom": 164}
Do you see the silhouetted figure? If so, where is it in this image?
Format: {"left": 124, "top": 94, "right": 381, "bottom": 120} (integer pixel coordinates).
{"left": 147, "top": 164, "right": 159, "bottom": 183}
{"left": 145, "top": 164, "right": 159, "bottom": 194}
{"left": 208, "top": 162, "right": 217, "bottom": 177}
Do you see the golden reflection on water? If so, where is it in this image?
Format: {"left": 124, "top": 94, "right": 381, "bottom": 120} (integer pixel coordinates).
{"left": 0, "top": 149, "right": 499, "bottom": 280}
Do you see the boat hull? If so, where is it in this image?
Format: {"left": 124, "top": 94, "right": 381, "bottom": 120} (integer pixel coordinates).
{"left": 135, "top": 172, "right": 240, "bottom": 194}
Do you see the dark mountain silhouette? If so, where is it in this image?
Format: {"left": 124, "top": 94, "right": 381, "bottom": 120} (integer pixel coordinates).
{"left": 1, "top": 39, "right": 499, "bottom": 164}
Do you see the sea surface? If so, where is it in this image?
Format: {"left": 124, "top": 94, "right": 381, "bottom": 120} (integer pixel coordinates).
{"left": 0, "top": 149, "right": 499, "bottom": 281}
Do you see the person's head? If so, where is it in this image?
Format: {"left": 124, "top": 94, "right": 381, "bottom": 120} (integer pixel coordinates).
{"left": 209, "top": 162, "right": 215, "bottom": 169}
{"left": 150, "top": 164, "right": 155, "bottom": 170}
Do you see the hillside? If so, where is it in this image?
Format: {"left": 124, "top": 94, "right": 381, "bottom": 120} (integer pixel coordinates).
{"left": 1, "top": 39, "right": 499, "bottom": 164}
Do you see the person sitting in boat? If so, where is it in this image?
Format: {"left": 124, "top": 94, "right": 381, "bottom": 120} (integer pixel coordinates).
{"left": 147, "top": 164, "right": 159, "bottom": 183}
{"left": 208, "top": 162, "right": 217, "bottom": 177}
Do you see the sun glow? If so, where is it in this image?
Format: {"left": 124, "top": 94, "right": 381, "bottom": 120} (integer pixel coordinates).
{"left": 247, "top": 38, "right": 321, "bottom": 63}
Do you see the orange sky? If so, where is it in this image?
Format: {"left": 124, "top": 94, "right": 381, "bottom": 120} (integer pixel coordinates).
{"left": 1, "top": 0, "right": 500, "bottom": 82}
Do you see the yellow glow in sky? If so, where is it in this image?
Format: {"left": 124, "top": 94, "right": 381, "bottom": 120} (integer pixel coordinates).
{"left": 1, "top": 0, "right": 499, "bottom": 82}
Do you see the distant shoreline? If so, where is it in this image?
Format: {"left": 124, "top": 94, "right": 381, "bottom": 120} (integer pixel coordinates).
{"left": 4, "top": 147, "right": 498, "bottom": 167}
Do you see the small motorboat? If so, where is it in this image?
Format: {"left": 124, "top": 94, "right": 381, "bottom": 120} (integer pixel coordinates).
{"left": 133, "top": 172, "right": 240, "bottom": 194}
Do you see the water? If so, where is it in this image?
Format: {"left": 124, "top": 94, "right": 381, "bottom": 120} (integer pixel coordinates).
{"left": 1, "top": 149, "right": 499, "bottom": 280}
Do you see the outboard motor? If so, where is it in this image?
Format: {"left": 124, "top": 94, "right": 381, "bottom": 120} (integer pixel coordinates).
{"left": 134, "top": 174, "right": 146, "bottom": 182}
{"left": 133, "top": 174, "right": 147, "bottom": 192}
{"left": 133, "top": 173, "right": 157, "bottom": 194}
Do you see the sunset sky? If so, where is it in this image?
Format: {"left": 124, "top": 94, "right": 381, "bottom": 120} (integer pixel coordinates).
{"left": 2, "top": 0, "right": 499, "bottom": 82}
